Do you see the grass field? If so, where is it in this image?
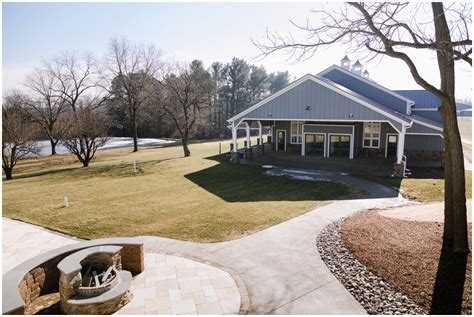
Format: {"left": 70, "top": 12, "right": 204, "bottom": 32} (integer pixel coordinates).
{"left": 355, "top": 172, "right": 472, "bottom": 202}
{"left": 2, "top": 138, "right": 365, "bottom": 242}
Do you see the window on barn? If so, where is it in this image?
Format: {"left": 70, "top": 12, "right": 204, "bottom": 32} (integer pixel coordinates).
{"left": 291, "top": 121, "right": 303, "bottom": 144}
{"left": 363, "top": 122, "right": 381, "bottom": 148}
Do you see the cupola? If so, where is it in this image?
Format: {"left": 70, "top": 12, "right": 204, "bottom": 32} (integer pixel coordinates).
{"left": 340, "top": 55, "right": 351, "bottom": 70}
{"left": 351, "top": 59, "right": 363, "bottom": 76}
{"left": 363, "top": 69, "right": 370, "bottom": 79}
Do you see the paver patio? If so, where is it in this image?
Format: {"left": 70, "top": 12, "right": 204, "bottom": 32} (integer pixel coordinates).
{"left": 3, "top": 169, "right": 408, "bottom": 314}
{"left": 2, "top": 219, "right": 240, "bottom": 315}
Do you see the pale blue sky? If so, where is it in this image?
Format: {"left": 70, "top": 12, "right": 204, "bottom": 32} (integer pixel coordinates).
{"left": 2, "top": 2, "right": 472, "bottom": 100}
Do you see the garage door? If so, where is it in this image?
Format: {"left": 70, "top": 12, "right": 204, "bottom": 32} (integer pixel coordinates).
{"left": 329, "top": 135, "right": 351, "bottom": 158}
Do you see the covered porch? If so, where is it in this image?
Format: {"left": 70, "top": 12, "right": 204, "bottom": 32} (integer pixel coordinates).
{"left": 229, "top": 119, "right": 410, "bottom": 176}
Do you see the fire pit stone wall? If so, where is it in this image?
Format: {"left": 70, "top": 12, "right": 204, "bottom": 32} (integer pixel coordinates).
{"left": 57, "top": 245, "right": 132, "bottom": 315}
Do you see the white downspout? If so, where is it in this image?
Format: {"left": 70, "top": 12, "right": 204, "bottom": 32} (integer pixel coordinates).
{"left": 397, "top": 125, "right": 407, "bottom": 164}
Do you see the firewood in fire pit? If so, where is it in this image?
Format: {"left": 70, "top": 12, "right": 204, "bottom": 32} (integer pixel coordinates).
{"left": 93, "top": 271, "right": 100, "bottom": 287}
{"left": 102, "top": 266, "right": 113, "bottom": 283}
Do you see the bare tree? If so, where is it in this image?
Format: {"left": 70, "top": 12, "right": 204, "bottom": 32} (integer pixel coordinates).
{"left": 49, "top": 52, "right": 108, "bottom": 112}
{"left": 60, "top": 104, "right": 109, "bottom": 167}
{"left": 157, "top": 62, "right": 213, "bottom": 157}
{"left": 2, "top": 94, "right": 40, "bottom": 180}
{"left": 47, "top": 52, "right": 110, "bottom": 166}
{"left": 254, "top": 2, "right": 472, "bottom": 254}
{"left": 103, "top": 37, "right": 161, "bottom": 152}
{"left": 24, "top": 68, "right": 68, "bottom": 155}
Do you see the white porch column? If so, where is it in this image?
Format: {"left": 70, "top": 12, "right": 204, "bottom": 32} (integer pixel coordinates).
{"left": 231, "top": 123, "right": 238, "bottom": 153}
{"left": 245, "top": 122, "right": 251, "bottom": 149}
{"left": 257, "top": 121, "right": 263, "bottom": 145}
{"left": 397, "top": 125, "right": 407, "bottom": 163}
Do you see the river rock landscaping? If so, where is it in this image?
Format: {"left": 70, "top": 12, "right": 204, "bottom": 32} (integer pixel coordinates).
{"left": 317, "top": 218, "right": 427, "bottom": 315}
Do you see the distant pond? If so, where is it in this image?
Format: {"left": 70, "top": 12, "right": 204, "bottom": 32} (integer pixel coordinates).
{"left": 35, "top": 137, "right": 175, "bottom": 157}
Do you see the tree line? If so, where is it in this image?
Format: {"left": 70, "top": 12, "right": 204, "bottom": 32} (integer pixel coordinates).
{"left": 2, "top": 37, "right": 290, "bottom": 179}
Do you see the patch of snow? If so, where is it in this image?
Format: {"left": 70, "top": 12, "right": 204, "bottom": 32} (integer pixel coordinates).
{"left": 262, "top": 165, "right": 274, "bottom": 169}
{"left": 35, "top": 137, "right": 175, "bottom": 157}
{"left": 282, "top": 169, "right": 318, "bottom": 175}
{"left": 464, "top": 158, "right": 472, "bottom": 171}
{"left": 266, "top": 169, "right": 331, "bottom": 182}
{"left": 289, "top": 175, "right": 315, "bottom": 181}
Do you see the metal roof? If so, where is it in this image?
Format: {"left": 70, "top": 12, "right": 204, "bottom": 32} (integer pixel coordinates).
{"left": 409, "top": 113, "right": 443, "bottom": 129}
{"left": 393, "top": 90, "right": 441, "bottom": 109}
{"left": 315, "top": 75, "right": 411, "bottom": 124}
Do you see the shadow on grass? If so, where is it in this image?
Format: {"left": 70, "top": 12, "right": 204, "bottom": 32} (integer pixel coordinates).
{"left": 8, "top": 157, "right": 177, "bottom": 181}
{"left": 430, "top": 243, "right": 469, "bottom": 314}
{"left": 184, "top": 161, "right": 366, "bottom": 203}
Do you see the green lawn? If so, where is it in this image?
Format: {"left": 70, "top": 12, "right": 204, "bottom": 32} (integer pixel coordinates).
{"left": 354, "top": 172, "right": 472, "bottom": 202}
{"left": 3, "top": 138, "right": 365, "bottom": 242}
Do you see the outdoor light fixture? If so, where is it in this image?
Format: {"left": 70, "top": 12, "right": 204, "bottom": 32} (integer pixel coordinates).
{"left": 268, "top": 112, "right": 272, "bottom": 117}
{"left": 305, "top": 105, "right": 311, "bottom": 110}
{"left": 349, "top": 113, "right": 354, "bottom": 118}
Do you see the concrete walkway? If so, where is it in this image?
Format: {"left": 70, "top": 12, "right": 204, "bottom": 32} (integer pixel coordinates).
{"left": 140, "top": 169, "right": 406, "bottom": 314}
{"left": 3, "top": 169, "right": 406, "bottom": 314}
{"left": 379, "top": 199, "right": 472, "bottom": 223}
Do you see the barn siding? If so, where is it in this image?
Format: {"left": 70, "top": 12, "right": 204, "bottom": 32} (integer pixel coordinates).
{"left": 405, "top": 135, "right": 444, "bottom": 151}
{"left": 303, "top": 124, "right": 353, "bottom": 134}
{"left": 407, "top": 122, "right": 442, "bottom": 134}
{"left": 241, "top": 79, "right": 404, "bottom": 131}
{"left": 410, "top": 110, "right": 442, "bottom": 123}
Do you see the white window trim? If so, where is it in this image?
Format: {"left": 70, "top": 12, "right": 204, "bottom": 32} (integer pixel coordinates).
{"left": 301, "top": 133, "right": 326, "bottom": 157}
{"left": 385, "top": 133, "right": 398, "bottom": 158}
{"left": 327, "top": 133, "right": 354, "bottom": 159}
{"left": 276, "top": 129, "right": 287, "bottom": 152}
{"left": 290, "top": 121, "right": 304, "bottom": 144}
{"left": 362, "top": 122, "right": 381, "bottom": 149}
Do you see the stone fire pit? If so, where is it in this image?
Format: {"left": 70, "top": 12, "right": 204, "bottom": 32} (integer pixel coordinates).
{"left": 57, "top": 246, "right": 132, "bottom": 315}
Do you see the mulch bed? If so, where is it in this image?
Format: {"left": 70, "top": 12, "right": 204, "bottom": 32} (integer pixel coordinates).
{"left": 341, "top": 210, "right": 472, "bottom": 314}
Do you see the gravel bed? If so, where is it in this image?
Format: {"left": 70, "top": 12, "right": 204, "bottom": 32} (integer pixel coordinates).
{"left": 317, "top": 218, "right": 427, "bottom": 315}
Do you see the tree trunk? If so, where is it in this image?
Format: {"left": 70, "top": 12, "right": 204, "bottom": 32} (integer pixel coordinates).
{"left": 182, "top": 131, "right": 191, "bottom": 157}
{"left": 433, "top": 2, "right": 469, "bottom": 253}
{"left": 82, "top": 160, "right": 89, "bottom": 167}
{"left": 132, "top": 118, "right": 138, "bottom": 152}
{"left": 50, "top": 139, "right": 57, "bottom": 156}
{"left": 4, "top": 167, "right": 13, "bottom": 180}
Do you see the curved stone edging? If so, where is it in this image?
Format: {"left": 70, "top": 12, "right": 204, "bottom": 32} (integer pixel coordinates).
{"left": 317, "top": 217, "right": 427, "bottom": 315}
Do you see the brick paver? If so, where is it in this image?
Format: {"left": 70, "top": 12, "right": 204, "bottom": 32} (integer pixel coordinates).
{"left": 115, "top": 253, "right": 240, "bottom": 315}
